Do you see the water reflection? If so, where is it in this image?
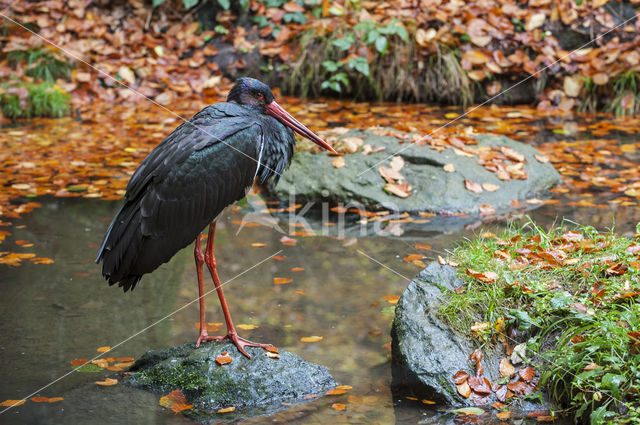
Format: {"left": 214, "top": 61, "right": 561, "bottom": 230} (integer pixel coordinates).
{"left": 0, "top": 187, "right": 638, "bottom": 424}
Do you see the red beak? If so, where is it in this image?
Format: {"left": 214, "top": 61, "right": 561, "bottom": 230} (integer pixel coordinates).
{"left": 266, "top": 101, "right": 337, "bottom": 154}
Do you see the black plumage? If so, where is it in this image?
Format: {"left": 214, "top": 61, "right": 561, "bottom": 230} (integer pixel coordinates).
{"left": 97, "top": 83, "right": 294, "bottom": 291}
{"left": 95, "top": 78, "right": 335, "bottom": 356}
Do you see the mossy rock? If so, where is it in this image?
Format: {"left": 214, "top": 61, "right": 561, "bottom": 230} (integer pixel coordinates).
{"left": 125, "top": 341, "right": 336, "bottom": 422}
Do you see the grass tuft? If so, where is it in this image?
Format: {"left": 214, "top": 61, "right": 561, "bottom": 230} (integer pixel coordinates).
{"left": 439, "top": 218, "right": 640, "bottom": 423}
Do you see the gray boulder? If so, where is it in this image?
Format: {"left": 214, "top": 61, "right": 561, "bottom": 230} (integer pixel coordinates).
{"left": 125, "top": 341, "right": 336, "bottom": 422}
{"left": 269, "top": 130, "right": 561, "bottom": 214}
{"left": 391, "top": 262, "right": 549, "bottom": 411}
{"left": 391, "top": 262, "right": 498, "bottom": 406}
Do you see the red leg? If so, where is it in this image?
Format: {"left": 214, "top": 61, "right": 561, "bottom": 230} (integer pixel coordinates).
{"left": 194, "top": 234, "right": 210, "bottom": 348}
{"left": 200, "top": 222, "right": 277, "bottom": 358}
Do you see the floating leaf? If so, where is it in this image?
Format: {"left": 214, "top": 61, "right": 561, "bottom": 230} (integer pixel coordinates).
{"left": 159, "top": 390, "right": 194, "bottom": 413}
{"left": 273, "top": 277, "right": 293, "bottom": 285}
{"left": 300, "top": 336, "right": 323, "bottom": 342}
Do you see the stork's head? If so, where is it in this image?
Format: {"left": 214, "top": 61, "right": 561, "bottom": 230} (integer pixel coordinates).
{"left": 228, "top": 78, "right": 336, "bottom": 154}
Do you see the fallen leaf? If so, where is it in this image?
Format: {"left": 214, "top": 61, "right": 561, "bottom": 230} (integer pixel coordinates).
{"left": 159, "top": 390, "right": 194, "bottom": 413}
{"left": 457, "top": 381, "right": 472, "bottom": 398}
{"left": 95, "top": 378, "right": 118, "bottom": 386}
{"left": 216, "top": 352, "right": 233, "bottom": 365}
{"left": 236, "top": 324, "right": 258, "bottom": 330}
{"left": 464, "top": 179, "right": 483, "bottom": 194}
{"left": 443, "top": 163, "right": 455, "bottom": 172}
{"left": 273, "top": 277, "right": 293, "bottom": 285}
{"left": 500, "top": 358, "right": 515, "bottom": 377}
{"left": 331, "top": 156, "right": 345, "bottom": 168}
{"left": 482, "top": 183, "right": 500, "bottom": 192}
{"left": 96, "top": 346, "right": 110, "bottom": 352}
{"left": 382, "top": 295, "right": 400, "bottom": 304}
{"left": 0, "top": 400, "right": 25, "bottom": 407}
{"left": 217, "top": 406, "right": 236, "bottom": 413}
{"left": 300, "top": 336, "right": 323, "bottom": 342}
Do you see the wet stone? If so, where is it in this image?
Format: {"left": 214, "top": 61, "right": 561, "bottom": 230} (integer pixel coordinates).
{"left": 125, "top": 341, "right": 337, "bottom": 423}
{"left": 268, "top": 129, "right": 562, "bottom": 214}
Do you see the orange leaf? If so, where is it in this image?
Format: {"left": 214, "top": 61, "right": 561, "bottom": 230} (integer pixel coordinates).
{"left": 216, "top": 352, "right": 233, "bottom": 365}
{"left": 115, "top": 357, "right": 134, "bottom": 362}
{"left": 95, "top": 378, "right": 118, "bottom": 386}
{"left": 70, "top": 358, "right": 87, "bottom": 366}
{"left": 331, "top": 403, "right": 346, "bottom": 411}
{"left": 217, "top": 406, "right": 236, "bottom": 413}
{"left": 0, "top": 399, "right": 25, "bottom": 407}
{"left": 31, "top": 396, "right": 63, "bottom": 403}
{"left": 273, "top": 277, "right": 292, "bottom": 285}
{"left": 403, "top": 254, "right": 423, "bottom": 262}
{"left": 382, "top": 295, "right": 400, "bottom": 304}
{"left": 159, "top": 390, "right": 194, "bottom": 413}
{"left": 96, "top": 346, "right": 110, "bottom": 352}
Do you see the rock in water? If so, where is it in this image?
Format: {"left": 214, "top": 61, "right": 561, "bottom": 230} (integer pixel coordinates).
{"left": 269, "top": 129, "right": 561, "bottom": 214}
{"left": 391, "top": 262, "right": 502, "bottom": 406}
{"left": 125, "top": 341, "right": 336, "bottom": 421}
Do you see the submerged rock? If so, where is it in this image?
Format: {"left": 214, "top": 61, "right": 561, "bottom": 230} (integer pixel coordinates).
{"left": 125, "top": 341, "right": 336, "bottom": 422}
{"left": 269, "top": 130, "right": 561, "bottom": 214}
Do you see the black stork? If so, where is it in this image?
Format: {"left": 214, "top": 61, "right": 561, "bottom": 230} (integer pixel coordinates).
{"left": 95, "top": 77, "right": 336, "bottom": 358}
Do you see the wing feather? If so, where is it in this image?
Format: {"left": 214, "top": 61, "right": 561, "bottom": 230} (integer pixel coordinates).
{"left": 96, "top": 104, "right": 264, "bottom": 291}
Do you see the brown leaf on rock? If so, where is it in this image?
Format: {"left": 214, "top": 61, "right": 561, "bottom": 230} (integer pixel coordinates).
{"left": 468, "top": 376, "right": 492, "bottom": 394}
{"left": 499, "top": 358, "right": 515, "bottom": 377}
{"left": 454, "top": 370, "right": 470, "bottom": 384}
{"left": 464, "top": 179, "right": 483, "bottom": 194}
{"left": 519, "top": 366, "right": 535, "bottom": 381}
{"left": 457, "top": 381, "right": 472, "bottom": 398}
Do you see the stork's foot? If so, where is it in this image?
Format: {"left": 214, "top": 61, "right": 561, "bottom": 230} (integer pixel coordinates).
{"left": 195, "top": 331, "right": 277, "bottom": 359}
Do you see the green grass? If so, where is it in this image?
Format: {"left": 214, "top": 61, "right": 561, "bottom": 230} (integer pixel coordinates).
{"left": 1, "top": 83, "right": 71, "bottom": 119}
{"left": 439, "top": 219, "right": 640, "bottom": 424}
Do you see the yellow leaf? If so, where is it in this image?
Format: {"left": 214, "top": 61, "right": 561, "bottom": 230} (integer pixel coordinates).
{"left": 218, "top": 406, "right": 236, "bottom": 413}
{"left": 96, "top": 346, "right": 110, "bottom": 353}
{"left": 236, "top": 324, "right": 258, "bottom": 330}
{"left": 300, "top": 336, "right": 323, "bottom": 342}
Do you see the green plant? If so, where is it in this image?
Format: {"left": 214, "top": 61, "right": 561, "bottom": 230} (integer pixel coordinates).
{"left": 6, "top": 48, "right": 74, "bottom": 83}
{"left": 1, "top": 83, "right": 70, "bottom": 119}
{"left": 439, "top": 219, "right": 640, "bottom": 423}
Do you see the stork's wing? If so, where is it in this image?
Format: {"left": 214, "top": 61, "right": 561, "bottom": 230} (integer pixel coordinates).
{"left": 96, "top": 103, "right": 266, "bottom": 290}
